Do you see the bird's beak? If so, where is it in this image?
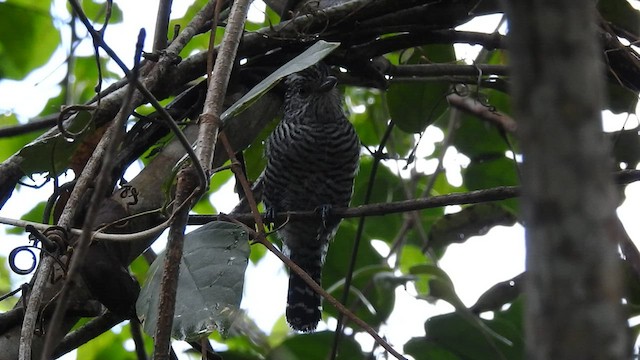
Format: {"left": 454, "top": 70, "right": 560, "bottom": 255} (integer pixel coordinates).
{"left": 318, "top": 76, "right": 338, "bottom": 92}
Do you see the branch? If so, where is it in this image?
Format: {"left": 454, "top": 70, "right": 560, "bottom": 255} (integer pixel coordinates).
{"left": 344, "top": 29, "right": 507, "bottom": 60}
{"left": 222, "top": 214, "right": 408, "bottom": 360}
{"left": 389, "top": 64, "right": 509, "bottom": 77}
{"left": 153, "top": 0, "right": 173, "bottom": 51}
{"left": 152, "top": 0, "right": 251, "bottom": 358}
{"left": 2, "top": 169, "right": 639, "bottom": 243}
{"left": 53, "top": 312, "right": 127, "bottom": 358}
{"left": 447, "top": 93, "right": 517, "bottom": 133}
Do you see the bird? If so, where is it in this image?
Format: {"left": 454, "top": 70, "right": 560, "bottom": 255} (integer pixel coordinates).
{"left": 263, "top": 62, "right": 360, "bottom": 331}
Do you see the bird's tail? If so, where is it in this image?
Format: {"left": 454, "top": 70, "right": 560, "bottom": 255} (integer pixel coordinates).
{"left": 286, "top": 247, "right": 324, "bottom": 332}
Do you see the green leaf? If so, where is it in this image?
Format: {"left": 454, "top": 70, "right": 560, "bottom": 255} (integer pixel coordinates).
{"left": 387, "top": 82, "right": 449, "bottom": 133}
{"left": 17, "top": 110, "right": 94, "bottom": 176}
{"left": 470, "top": 273, "right": 524, "bottom": 314}
{"left": 0, "top": 255, "right": 18, "bottom": 311}
{"left": 136, "top": 221, "right": 250, "bottom": 341}
{"left": 453, "top": 116, "right": 509, "bottom": 159}
{"left": 38, "top": 90, "right": 65, "bottom": 117}
{"left": 72, "top": 56, "right": 120, "bottom": 103}
{"left": 410, "top": 264, "right": 462, "bottom": 308}
{"left": 411, "top": 264, "right": 514, "bottom": 347}
{"left": 609, "top": 129, "right": 640, "bottom": 169}
{"left": 598, "top": 0, "right": 640, "bottom": 36}
{"left": 428, "top": 203, "right": 517, "bottom": 251}
{"left": 192, "top": 195, "right": 216, "bottom": 214}
{"left": 221, "top": 40, "right": 341, "bottom": 121}
{"left": 422, "top": 299, "right": 525, "bottom": 360}
{"left": 387, "top": 45, "right": 456, "bottom": 133}
{"left": 398, "top": 244, "right": 431, "bottom": 294}
{"left": 404, "top": 338, "right": 461, "bottom": 360}
{"left": 463, "top": 156, "right": 519, "bottom": 212}
{"left": 80, "top": 0, "right": 123, "bottom": 24}
{"left": 0, "top": 114, "right": 44, "bottom": 163}
{"left": 324, "top": 221, "right": 384, "bottom": 296}
{"left": 77, "top": 324, "right": 143, "bottom": 360}
{"left": 267, "top": 331, "right": 365, "bottom": 360}
{"left": 5, "top": 0, "right": 50, "bottom": 12}
{"left": 0, "top": 2, "right": 59, "bottom": 79}
{"left": 6, "top": 201, "right": 47, "bottom": 235}
{"left": 351, "top": 157, "right": 405, "bottom": 243}
{"left": 347, "top": 89, "right": 388, "bottom": 147}
{"left": 325, "top": 266, "right": 398, "bottom": 327}
{"left": 605, "top": 82, "right": 639, "bottom": 114}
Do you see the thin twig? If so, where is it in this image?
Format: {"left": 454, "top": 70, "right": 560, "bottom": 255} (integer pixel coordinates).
{"left": 53, "top": 312, "right": 127, "bottom": 357}
{"left": 223, "top": 217, "right": 408, "bottom": 360}
{"left": 389, "top": 64, "right": 509, "bottom": 77}
{"left": 206, "top": 0, "right": 225, "bottom": 80}
{"left": 18, "top": 257, "right": 54, "bottom": 360}
{"left": 447, "top": 93, "right": 517, "bottom": 133}
{"left": 330, "top": 120, "right": 395, "bottom": 359}
{"left": 153, "top": 0, "right": 173, "bottom": 51}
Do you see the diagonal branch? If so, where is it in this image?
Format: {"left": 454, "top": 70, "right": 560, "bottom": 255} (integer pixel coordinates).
{"left": 152, "top": 0, "right": 251, "bottom": 358}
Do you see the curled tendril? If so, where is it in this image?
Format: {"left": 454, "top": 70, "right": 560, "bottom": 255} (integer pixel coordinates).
{"left": 8, "top": 246, "right": 38, "bottom": 275}
{"left": 57, "top": 105, "right": 97, "bottom": 140}
{"left": 8, "top": 226, "right": 68, "bottom": 276}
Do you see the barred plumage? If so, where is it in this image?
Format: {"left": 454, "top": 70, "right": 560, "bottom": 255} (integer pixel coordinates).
{"left": 263, "top": 62, "right": 360, "bottom": 332}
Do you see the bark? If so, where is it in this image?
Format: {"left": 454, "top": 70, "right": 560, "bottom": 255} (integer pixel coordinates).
{"left": 505, "top": 1, "right": 629, "bottom": 359}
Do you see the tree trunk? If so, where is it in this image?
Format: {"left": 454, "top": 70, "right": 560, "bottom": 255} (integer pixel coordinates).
{"left": 505, "top": 1, "right": 629, "bottom": 359}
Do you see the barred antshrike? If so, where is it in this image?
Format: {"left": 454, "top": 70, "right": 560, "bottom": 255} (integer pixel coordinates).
{"left": 263, "top": 62, "right": 360, "bottom": 331}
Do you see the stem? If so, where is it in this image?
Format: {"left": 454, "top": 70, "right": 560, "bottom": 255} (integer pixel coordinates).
{"left": 151, "top": 170, "right": 193, "bottom": 360}
{"left": 153, "top": 0, "right": 174, "bottom": 51}
{"left": 152, "top": 0, "right": 251, "bottom": 357}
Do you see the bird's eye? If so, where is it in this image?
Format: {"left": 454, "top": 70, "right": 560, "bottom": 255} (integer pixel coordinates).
{"left": 299, "top": 84, "right": 312, "bottom": 96}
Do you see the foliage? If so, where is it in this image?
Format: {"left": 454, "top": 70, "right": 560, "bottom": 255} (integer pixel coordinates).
{"left": 0, "top": 0, "right": 638, "bottom": 359}
{"left": 136, "top": 221, "right": 250, "bottom": 341}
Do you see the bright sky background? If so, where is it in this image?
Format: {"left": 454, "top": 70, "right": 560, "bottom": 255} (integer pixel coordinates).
{"left": 0, "top": 1, "right": 639, "bottom": 359}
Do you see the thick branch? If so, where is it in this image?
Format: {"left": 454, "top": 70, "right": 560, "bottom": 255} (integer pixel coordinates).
{"left": 507, "top": 1, "right": 628, "bottom": 359}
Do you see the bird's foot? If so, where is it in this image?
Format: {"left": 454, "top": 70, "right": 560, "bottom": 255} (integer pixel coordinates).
{"left": 265, "top": 206, "right": 277, "bottom": 231}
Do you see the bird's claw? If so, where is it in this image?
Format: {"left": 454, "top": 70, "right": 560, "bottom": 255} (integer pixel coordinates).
{"left": 265, "top": 207, "right": 277, "bottom": 230}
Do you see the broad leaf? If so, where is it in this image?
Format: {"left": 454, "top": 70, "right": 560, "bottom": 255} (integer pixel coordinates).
{"left": 420, "top": 298, "right": 524, "bottom": 360}
{"left": 136, "top": 221, "right": 250, "bottom": 341}
{"left": 598, "top": 0, "right": 640, "bottom": 36}
{"left": 325, "top": 266, "right": 399, "bottom": 327}
{"left": 80, "top": 0, "right": 123, "bottom": 24}
{"left": 0, "top": 2, "right": 58, "bottom": 79}
{"left": 0, "top": 114, "right": 43, "bottom": 163}
{"left": 387, "top": 45, "right": 456, "bottom": 133}
{"left": 267, "top": 331, "right": 365, "bottom": 360}
{"left": 220, "top": 40, "right": 341, "bottom": 121}
{"left": 428, "top": 203, "right": 517, "bottom": 251}
{"left": 17, "top": 111, "right": 94, "bottom": 176}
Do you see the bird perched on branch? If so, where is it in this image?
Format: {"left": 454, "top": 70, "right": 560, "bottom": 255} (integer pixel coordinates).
{"left": 263, "top": 62, "right": 360, "bottom": 331}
